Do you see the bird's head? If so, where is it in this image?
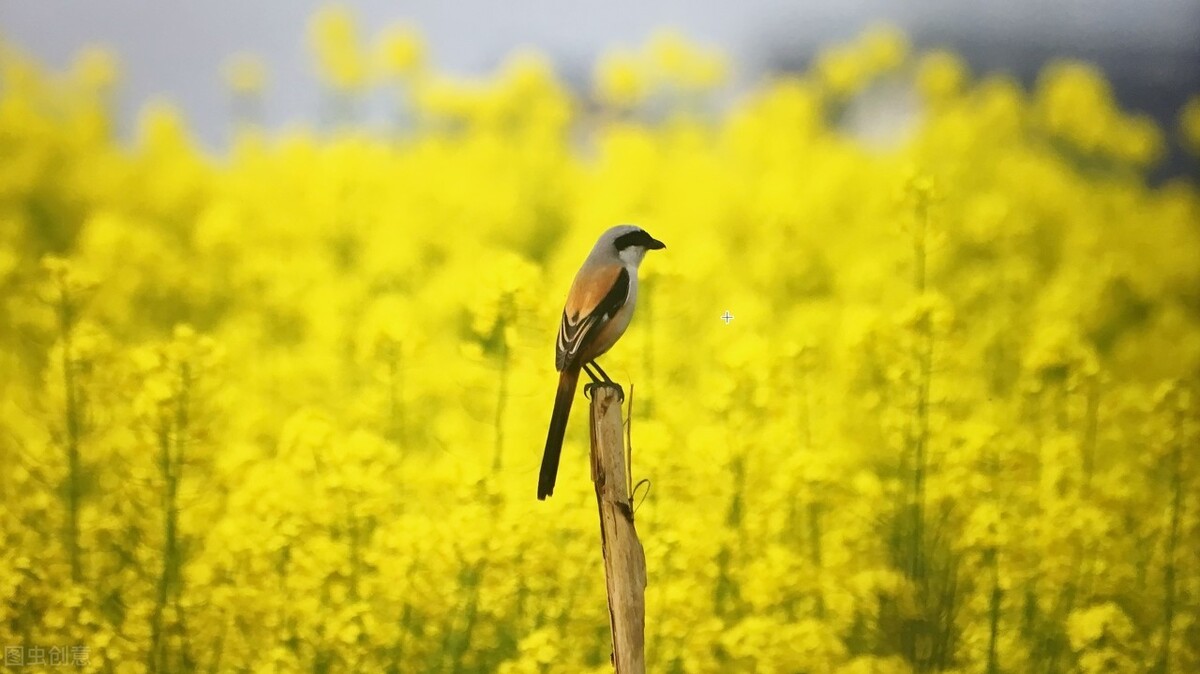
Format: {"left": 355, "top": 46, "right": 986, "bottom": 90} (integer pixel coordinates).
{"left": 601, "top": 224, "right": 666, "bottom": 267}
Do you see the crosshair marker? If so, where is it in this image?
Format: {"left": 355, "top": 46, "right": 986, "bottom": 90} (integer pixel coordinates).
{"left": 721, "top": 310, "right": 734, "bottom": 325}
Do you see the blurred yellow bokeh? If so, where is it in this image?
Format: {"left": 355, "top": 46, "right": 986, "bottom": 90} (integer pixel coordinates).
{"left": 0, "top": 14, "right": 1198, "bottom": 674}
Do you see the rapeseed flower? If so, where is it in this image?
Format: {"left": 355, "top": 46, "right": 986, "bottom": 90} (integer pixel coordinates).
{"left": 0, "top": 18, "right": 1196, "bottom": 674}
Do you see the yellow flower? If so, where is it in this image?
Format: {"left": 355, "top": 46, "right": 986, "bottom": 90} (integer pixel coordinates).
{"left": 594, "top": 48, "right": 647, "bottom": 108}
{"left": 1036, "top": 61, "right": 1113, "bottom": 152}
{"left": 815, "top": 43, "right": 867, "bottom": 96}
{"left": 375, "top": 23, "right": 426, "bottom": 79}
{"left": 71, "top": 45, "right": 119, "bottom": 93}
{"left": 861, "top": 24, "right": 909, "bottom": 73}
{"left": 308, "top": 4, "right": 368, "bottom": 91}
{"left": 1, "top": 16, "right": 1197, "bottom": 674}
{"left": 1066, "top": 603, "right": 1135, "bottom": 651}
{"left": 1112, "top": 113, "right": 1163, "bottom": 166}
{"left": 135, "top": 99, "right": 189, "bottom": 149}
{"left": 917, "top": 50, "right": 967, "bottom": 102}
{"left": 646, "top": 29, "right": 728, "bottom": 92}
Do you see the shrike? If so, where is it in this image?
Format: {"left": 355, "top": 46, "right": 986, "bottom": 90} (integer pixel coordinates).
{"left": 538, "top": 225, "right": 666, "bottom": 500}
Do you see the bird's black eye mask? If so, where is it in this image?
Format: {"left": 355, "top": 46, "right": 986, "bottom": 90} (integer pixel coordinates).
{"left": 613, "top": 230, "right": 666, "bottom": 251}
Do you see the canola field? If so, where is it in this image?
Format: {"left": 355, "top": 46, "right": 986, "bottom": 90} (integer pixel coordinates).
{"left": 2, "top": 9, "right": 1199, "bottom": 674}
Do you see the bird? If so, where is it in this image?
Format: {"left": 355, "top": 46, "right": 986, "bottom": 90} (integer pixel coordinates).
{"left": 538, "top": 224, "right": 666, "bottom": 500}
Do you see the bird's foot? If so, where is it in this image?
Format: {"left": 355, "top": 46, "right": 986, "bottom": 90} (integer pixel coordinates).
{"left": 584, "top": 381, "right": 624, "bottom": 402}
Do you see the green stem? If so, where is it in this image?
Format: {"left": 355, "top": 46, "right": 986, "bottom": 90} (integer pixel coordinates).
{"left": 910, "top": 192, "right": 931, "bottom": 585}
{"left": 149, "top": 361, "right": 190, "bottom": 673}
{"left": 986, "top": 549, "right": 1001, "bottom": 674}
{"left": 1082, "top": 377, "right": 1100, "bottom": 493}
{"left": 148, "top": 419, "right": 172, "bottom": 674}
{"left": 1159, "top": 404, "right": 1184, "bottom": 673}
{"left": 807, "top": 501, "right": 825, "bottom": 618}
{"left": 912, "top": 311, "right": 931, "bottom": 584}
{"left": 798, "top": 361, "right": 824, "bottom": 617}
{"left": 715, "top": 452, "right": 746, "bottom": 617}
{"left": 907, "top": 186, "right": 934, "bottom": 672}
{"left": 57, "top": 282, "right": 83, "bottom": 584}
{"left": 492, "top": 319, "right": 509, "bottom": 473}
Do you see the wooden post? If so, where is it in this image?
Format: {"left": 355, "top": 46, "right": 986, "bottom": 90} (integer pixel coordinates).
{"left": 589, "top": 384, "right": 647, "bottom": 674}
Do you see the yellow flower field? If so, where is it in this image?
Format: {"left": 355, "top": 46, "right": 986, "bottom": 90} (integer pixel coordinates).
{"left": 1, "top": 10, "right": 1198, "bottom": 674}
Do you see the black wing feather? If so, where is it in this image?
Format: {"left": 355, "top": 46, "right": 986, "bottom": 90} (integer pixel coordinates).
{"left": 555, "top": 267, "right": 630, "bottom": 371}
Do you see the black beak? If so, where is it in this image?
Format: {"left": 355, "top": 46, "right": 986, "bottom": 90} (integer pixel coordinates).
{"left": 647, "top": 236, "right": 666, "bottom": 250}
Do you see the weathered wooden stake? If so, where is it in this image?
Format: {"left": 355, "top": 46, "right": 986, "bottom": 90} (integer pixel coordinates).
{"left": 588, "top": 384, "right": 647, "bottom": 674}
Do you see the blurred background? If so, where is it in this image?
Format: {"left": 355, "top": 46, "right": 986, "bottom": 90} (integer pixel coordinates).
{"left": 2, "top": 2, "right": 1199, "bottom": 673}
{"left": 3, "top": 0, "right": 1198, "bottom": 172}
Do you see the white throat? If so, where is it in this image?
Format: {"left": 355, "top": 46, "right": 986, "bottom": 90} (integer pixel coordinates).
{"left": 617, "top": 246, "right": 647, "bottom": 268}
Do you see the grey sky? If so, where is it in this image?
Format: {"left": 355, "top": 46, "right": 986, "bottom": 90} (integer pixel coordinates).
{"left": 2, "top": 0, "right": 1198, "bottom": 149}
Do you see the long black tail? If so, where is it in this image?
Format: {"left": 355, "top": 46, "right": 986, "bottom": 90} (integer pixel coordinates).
{"left": 538, "top": 368, "right": 580, "bottom": 500}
